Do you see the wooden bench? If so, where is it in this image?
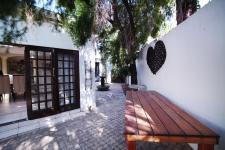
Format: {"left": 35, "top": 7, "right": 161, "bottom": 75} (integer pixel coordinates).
{"left": 124, "top": 91, "right": 219, "bottom": 150}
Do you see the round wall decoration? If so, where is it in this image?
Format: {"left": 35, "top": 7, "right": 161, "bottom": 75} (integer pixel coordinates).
{"left": 146, "top": 40, "right": 167, "bottom": 74}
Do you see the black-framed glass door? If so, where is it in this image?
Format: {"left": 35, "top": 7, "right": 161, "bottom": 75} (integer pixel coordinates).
{"left": 55, "top": 50, "right": 80, "bottom": 112}
{"left": 25, "top": 46, "right": 80, "bottom": 119}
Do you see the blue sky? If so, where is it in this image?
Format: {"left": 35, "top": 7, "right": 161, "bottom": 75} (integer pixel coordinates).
{"left": 35, "top": 0, "right": 57, "bottom": 11}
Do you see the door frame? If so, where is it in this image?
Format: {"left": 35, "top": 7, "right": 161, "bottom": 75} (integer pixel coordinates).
{"left": 54, "top": 49, "right": 80, "bottom": 112}
{"left": 25, "top": 45, "right": 80, "bottom": 120}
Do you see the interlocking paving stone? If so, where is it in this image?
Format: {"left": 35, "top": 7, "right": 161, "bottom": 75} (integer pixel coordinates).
{"left": 0, "top": 83, "right": 192, "bottom": 150}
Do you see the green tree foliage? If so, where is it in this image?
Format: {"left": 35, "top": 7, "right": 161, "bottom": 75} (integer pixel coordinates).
{"left": 0, "top": 0, "right": 173, "bottom": 83}
{"left": 0, "top": 0, "right": 54, "bottom": 42}
{"left": 57, "top": 0, "right": 95, "bottom": 46}
{"left": 96, "top": 0, "right": 174, "bottom": 83}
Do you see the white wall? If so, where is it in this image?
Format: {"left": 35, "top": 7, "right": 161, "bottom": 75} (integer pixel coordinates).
{"left": 95, "top": 47, "right": 112, "bottom": 83}
{"left": 0, "top": 21, "right": 96, "bottom": 112}
{"left": 0, "top": 22, "right": 77, "bottom": 50}
{"left": 79, "top": 37, "right": 96, "bottom": 111}
{"left": 136, "top": 0, "right": 225, "bottom": 149}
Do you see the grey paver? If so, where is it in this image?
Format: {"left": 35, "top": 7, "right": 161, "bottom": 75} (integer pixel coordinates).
{"left": 0, "top": 83, "right": 192, "bottom": 150}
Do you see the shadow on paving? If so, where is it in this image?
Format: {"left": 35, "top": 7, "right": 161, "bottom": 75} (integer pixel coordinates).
{"left": 0, "top": 83, "right": 192, "bottom": 150}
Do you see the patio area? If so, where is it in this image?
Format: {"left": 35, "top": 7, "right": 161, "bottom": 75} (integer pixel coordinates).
{"left": 0, "top": 83, "right": 192, "bottom": 150}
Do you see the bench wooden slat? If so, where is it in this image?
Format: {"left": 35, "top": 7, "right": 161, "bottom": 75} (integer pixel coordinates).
{"left": 151, "top": 91, "right": 218, "bottom": 137}
{"left": 126, "top": 134, "right": 218, "bottom": 144}
{"left": 136, "top": 91, "right": 168, "bottom": 135}
{"left": 125, "top": 91, "right": 138, "bottom": 135}
{"left": 142, "top": 91, "right": 185, "bottom": 135}
{"left": 148, "top": 92, "right": 201, "bottom": 136}
{"left": 131, "top": 91, "right": 153, "bottom": 135}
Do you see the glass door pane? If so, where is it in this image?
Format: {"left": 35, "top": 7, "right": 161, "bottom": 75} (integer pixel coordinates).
{"left": 25, "top": 47, "right": 56, "bottom": 119}
{"left": 56, "top": 51, "right": 79, "bottom": 111}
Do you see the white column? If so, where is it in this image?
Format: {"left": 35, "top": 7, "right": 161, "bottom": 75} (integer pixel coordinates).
{"left": 106, "top": 62, "right": 112, "bottom": 83}
{"left": 1, "top": 56, "right": 8, "bottom": 75}
{"left": 99, "top": 62, "right": 105, "bottom": 76}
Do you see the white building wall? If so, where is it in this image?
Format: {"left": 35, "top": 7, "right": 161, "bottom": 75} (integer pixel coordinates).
{"left": 95, "top": 47, "right": 112, "bottom": 84}
{"left": 79, "top": 37, "right": 96, "bottom": 111}
{"left": 0, "top": 21, "right": 96, "bottom": 112}
{"left": 20, "top": 23, "right": 77, "bottom": 50}
{"left": 136, "top": 0, "right": 225, "bottom": 149}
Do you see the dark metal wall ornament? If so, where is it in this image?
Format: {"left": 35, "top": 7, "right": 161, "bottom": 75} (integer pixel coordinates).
{"left": 146, "top": 40, "right": 167, "bottom": 74}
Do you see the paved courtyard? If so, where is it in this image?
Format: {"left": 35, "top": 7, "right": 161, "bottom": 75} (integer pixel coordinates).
{"left": 0, "top": 83, "right": 192, "bottom": 150}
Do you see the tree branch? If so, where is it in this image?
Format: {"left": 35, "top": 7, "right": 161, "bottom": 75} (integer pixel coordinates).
{"left": 121, "top": 0, "right": 135, "bottom": 36}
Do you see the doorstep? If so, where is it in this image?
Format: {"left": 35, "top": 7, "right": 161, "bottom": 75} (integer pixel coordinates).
{"left": 0, "top": 109, "right": 85, "bottom": 140}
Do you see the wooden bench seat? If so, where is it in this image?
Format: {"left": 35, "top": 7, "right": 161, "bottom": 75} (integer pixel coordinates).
{"left": 124, "top": 91, "right": 219, "bottom": 150}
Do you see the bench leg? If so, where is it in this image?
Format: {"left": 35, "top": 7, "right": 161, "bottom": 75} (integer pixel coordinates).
{"left": 127, "top": 141, "right": 136, "bottom": 150}
{"left": 198, "top": 144, "right": 214, "bottom": 150}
